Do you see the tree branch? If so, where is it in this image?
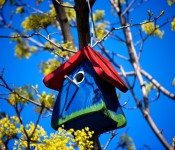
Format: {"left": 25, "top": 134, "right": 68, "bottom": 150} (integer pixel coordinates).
{"left": 74, "top": 0, "right": 92, "bottom": 48}
{"left": 141, "top": 109, "right": 173, "bottom": 150}
{"left": 52, "top": 0, "right": 75, "bottom": 46}
{"left": 122, "top": 0, "right": 136, "bottom": 16}
{"left": 104, "top": 131, "right": 116, "bottom": 150}
{"left": 110, "top": 0, "right": 173, "bottom": 149}
{"left": 93, "top": 12, "right": 164, "bottom": 47}
{"left": 0, "top": 76, "right": 53, "bottom": 112}
{"left": 141, "top": 69, "right": 175, "bottom": 100}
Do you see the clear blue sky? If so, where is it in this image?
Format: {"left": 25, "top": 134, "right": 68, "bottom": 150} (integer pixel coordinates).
{"left": 0, "top": 0, "right": 175, "bottom": 149}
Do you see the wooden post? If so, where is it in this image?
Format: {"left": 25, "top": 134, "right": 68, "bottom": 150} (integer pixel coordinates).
{"left": 74, "top": 0, "right": 101, "bottom": 149}
{"left": 74, "top": 0, "right": 91, "bottom": 48}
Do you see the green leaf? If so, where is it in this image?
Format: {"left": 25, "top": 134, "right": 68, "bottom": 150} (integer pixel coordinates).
{"left": 167, "top": 0, "right": 175, "bottom": 6}
{"left": 16, "top": 7, "right": 24, "bottom": 14}
{"left": 0, "top": 0, "right": 6, "bottom": 8}
{"left": 64, "top": 2, "right": 75, "bottom": 22}
{"left": 172, "top": 78, "right": 175, "bottom": 86}
{"left": 147, "top": 10, "right": 153, "bottom": 17}
{"left": 39, "top": 58, "right": 61, "bottom": 75}
{"left": 21, "top": 5, "right": 56, "bottom": 31}
{"left": 8, "top": 85, "right": 34, "bottom": 105}
{"left": 145, "top": 82, "right": 154, "bottom": 95}
{"left": 93, "top": 10, "right": 105, "bottom": 22}
{"left": 171, "top": 18, "right": 175, "bottom": 31}
{"left": 96, "top": 23, "right": 108, "bottom": 40}
{"left": 119, "top": 133, "right": 136, "bottom": 150}
{"left": 141, "top": 21, "right": 164, "bottom": 38}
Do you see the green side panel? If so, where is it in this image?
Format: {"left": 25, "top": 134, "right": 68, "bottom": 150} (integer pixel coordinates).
{"left": 57, "top": 102, "right": 106, "bottom": 126}
{"left": 104, "top": 109, "right": 127, "bottom": 128}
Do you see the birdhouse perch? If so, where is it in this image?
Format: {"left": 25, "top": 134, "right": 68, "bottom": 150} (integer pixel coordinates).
{"left": 43, "top": 46, "right": 128, "bottom": 135}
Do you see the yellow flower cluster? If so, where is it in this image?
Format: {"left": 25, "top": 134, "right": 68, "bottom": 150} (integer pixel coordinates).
{"left": 21, "top": 5, "right": 56, "bottom": 31}
{"left": 96, "top": 23, "right": 107, "bottom": 40}
{"left": 167, "top": 0, "right": 175, "bottom": 6}
{"left": 35, "top": 126, "right": 94, "bottom": 150}
{"left": 64, "top": 2, "right": 76, "bottom": 22}
{"left": 74, "top": 127, "right": 94, "bottom": 150}
{"left": 14, "top": 124, "right": 94, "bottom": 150}
{"left": 8, "top": 85, "right": 33, "bottom": 105}
{"left": 39, "top": 58, "right": 61, "bottom": 76}
{"left": 171, "top": 18, "right": 175, "bottom": 31}
{"left": 37, "top": 91, "right": 55, "bottom": 108}
{"left": 141, "top": 21, "right": 164, "bottom": 38}
{"left": 0, "top": 116, "right": 19, "bottom": 145}
{"left": 35, "top": 126, "right": 74, "bottom": 150}
{"left": 14, "top": 122, "right": 46, "bottom": 150}
{"left": 0, "top": 115, "right": 94, "bottom": 150}
{"left": 93, "top": 10, "right": 105, "bottom": 22}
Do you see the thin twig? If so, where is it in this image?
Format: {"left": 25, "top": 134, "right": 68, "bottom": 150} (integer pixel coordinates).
{"left": 119, "top": 65, "right": 140, "bottom": 104}
{"left": 0, "top": 76, "right": 53, "bottom": 111}
{"left": 0, "top": 33, "right": 77, "bottom": 53}
{"left": 129, "top": 0, "right": 147, "bottom": 13}
{"left": 87, "top": 0, "right": 97, "bottom": 41}
{"left": 93, "top": 12, "right": 164, "bottom": 47}
{"left": 118, "top": 71, "right": 135, "bottom": 77}
{"left": 29, "top": 106, "right": 44, "bottom": 139}
{"left": 149, "top": 89, "right": 161, "bottom": 103}
{"left": 37, "top": 32, "right": 76, "bottom": 53}
{"left": 104, "top": 131, "right": 116, "bottom": 150}
{"left": 122, "top": 0, "right": 136, "bottom": 16}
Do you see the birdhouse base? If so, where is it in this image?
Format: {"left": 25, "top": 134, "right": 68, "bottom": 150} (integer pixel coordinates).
{"left": 52, "top": 101, "right": 126, "bottom": 135}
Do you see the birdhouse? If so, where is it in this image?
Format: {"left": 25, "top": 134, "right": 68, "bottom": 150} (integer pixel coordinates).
{"left": 43, "top": 46, "right": 128, "bottom": 135}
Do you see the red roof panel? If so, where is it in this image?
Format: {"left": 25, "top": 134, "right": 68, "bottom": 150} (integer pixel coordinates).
{"left": 43, "top": 46, "right": 128, "bottom": 92}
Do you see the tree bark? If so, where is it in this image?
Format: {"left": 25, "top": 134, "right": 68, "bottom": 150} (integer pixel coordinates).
{"left": 74, "top": 0, "right": 95, "bottom": 49}
{"left": 52, "top": 0, "right": 75, "bottom": 46}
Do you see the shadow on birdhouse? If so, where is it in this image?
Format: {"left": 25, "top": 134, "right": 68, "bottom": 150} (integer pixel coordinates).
{"left": 43, "top": 46, "right": 128, "bottom": 135}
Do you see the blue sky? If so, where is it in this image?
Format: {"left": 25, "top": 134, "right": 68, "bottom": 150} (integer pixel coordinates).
{"left": 0, "top": 0, "right": 175, "bottom": 149}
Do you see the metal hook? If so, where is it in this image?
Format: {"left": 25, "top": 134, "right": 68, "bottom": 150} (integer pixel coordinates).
{"left": 64, "top": 75, "right": 80, "bottom": 88}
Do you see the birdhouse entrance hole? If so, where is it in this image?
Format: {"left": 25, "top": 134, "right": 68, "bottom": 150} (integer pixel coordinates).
{"left": 73, "top": 71, "right": 84, "bottom": 84}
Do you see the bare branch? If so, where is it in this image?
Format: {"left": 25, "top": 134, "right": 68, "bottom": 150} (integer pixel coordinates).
{"left": 129, "top": 0, "right": 148, "bottom": 13}
{"left": 119, "top": 65, "right": 140, "bottom": 104}
{"left": 37, "top": 32, "right": 76, "bottom": 53}
{"left": 87, "top": 0, "right": 97, "bottom": 42}
{"left": 141, "top": 69, "right": 175, "bottom": 100}
{"left": 149, "top": 89, "right": 161, "bottom": 103}
{"left": 0, "top": 76, "right": 53, "bottom": 112}
{"left": 173, "top": 138, "right": 175, "bottom": 150}
{"left": 52, "top": 0, "right": 75, "bottom": 53}
{"left": 122, "top": 0, "right": 136, "bottom": 16}
{"left": 110, "top": 0, "right": 174, "bottom": 149}
{"left": 110, "top": 0, "right": 150, "bottom": 111}
{"left": 141, "top": 109, "right": 173, "bottom": 150}
{"left": 0, "top": 33, "right": 76, "bottom": 53}
{"left": 118, "top": 71, "right": 135, "bottom": 77}
{"left": 93, "top": 12, "right": 164, "bottom": 47}
{"left": 29, "top": 106, "right": 44, "bottom": 139}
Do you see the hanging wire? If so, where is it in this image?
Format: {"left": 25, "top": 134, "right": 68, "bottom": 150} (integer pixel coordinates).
{"left": 86, "top": 0, "right": 97, "bottom": 46}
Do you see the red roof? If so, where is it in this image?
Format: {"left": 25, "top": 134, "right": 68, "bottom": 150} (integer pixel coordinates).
{"left": 43, "top": 46, "right": 128, "bottom": 93}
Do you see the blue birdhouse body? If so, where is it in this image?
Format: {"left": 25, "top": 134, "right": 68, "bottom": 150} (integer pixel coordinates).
{"left": 43, "top": 46, "right": 128, "bottom": 135}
